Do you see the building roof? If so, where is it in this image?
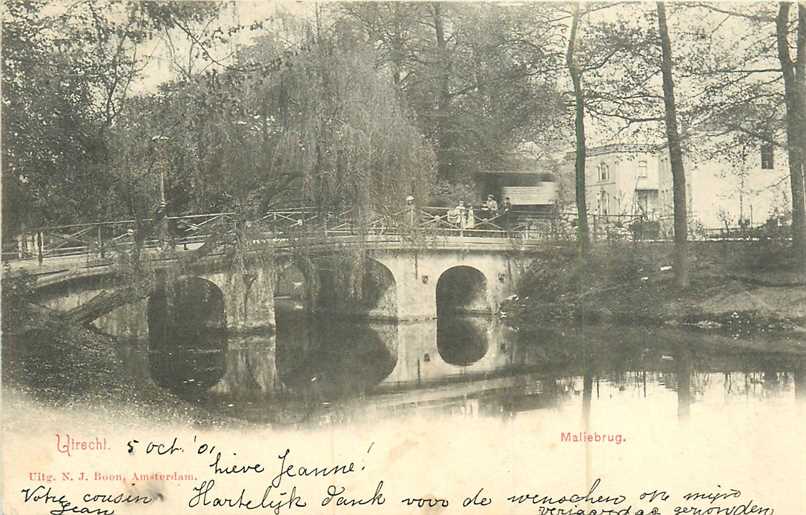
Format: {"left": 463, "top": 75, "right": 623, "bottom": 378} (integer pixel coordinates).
{"left": 475, "top": 169, "right": 539, "bottom": 175}
{"left": 476, "top": 170, "right": 557, "bottom": 181}
{"left": 564, "top": 143, "right": 660, "bottom": 161}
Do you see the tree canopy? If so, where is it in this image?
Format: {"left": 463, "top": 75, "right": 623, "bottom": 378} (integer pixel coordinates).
{"left": 3, "top": 0, "right": 804, "bottom": 268}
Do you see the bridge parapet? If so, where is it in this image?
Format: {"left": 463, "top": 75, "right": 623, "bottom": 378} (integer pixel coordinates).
{"left": 3, "top": 206, "right": 573, "bottom": 266}
{"left": 4, "top": 206, "right": 787, "bottom": 267}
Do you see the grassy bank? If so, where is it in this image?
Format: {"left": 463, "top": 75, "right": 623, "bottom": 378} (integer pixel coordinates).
{"left": 504, "top": 241, "right": 806, "bottom": 335}
{"left": 1, "top": 302, "right": 238, "bottom": 430}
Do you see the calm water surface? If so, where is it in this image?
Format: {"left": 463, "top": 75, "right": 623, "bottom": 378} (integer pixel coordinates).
{"left": 117, "top": 304, "right": 806, "bottom": 427}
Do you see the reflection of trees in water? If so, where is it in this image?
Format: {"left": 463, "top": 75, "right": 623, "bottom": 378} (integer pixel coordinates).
{"left": 796, "top": 359, "right": 806, "bottom": 400}
{"left": 138, "top": 294, "right": 806, "bottom": 421}
{"left": 676, "top": 346, "right": 692, "bottom": 420}
{"left": 511, "top": 322, "right": 806, "bottom": 402}
{"left": 147, "top": 278, "right": 227, "bottom": 396}
{"left": 208, "top": 335, "right": 279, "bottom": 398}
{"left": 704, "top": 352, "right": 801, "bottom": 398}
{"left": 511, "top": 325, "right": 649, "bottom": 375}
{"left": 436, "top": 316, "right": 489, "bottom": 366}
{"left": 275, "top": 312, "right": 396, "bottom": 401}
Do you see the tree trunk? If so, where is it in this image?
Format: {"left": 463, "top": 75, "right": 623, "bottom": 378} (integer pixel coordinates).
{"left": 565, "top": 4, "right": 591, "bottom": 257}
{"left": 797, "top": 3, "right": 806, "bottom": 167}
{"left": 657, "top": 2, "right": 689, "bottom": 288}
{"left": 390, "top": 4, "right": 404, "bottom": 87}
{"left": 432, "top": 2, "right": 453, "bottom": 181}
{"left": 777, "top": 2, "right": 806, "bottom": 268}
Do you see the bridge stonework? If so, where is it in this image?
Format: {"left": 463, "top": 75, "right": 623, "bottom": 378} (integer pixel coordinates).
{"left": 370, "top": 247, "right": 528, "bottom": 320}
{"left": 39, "top": 279, "right": 150, "bottom": 338}
{"left": 28, "top": 240, "right": 538, "bottom": 339}
{"left": 38, "top": 267, "right": 276, "bottom": 339}
{"left": 12, "top": 206, "right": 770, "bottom": 341}
{"left": 204, "top": 267, "right": 275, "bottom": 333}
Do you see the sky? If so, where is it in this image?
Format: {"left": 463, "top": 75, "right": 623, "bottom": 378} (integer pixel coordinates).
{"left": 133, "top": 0, "right": 315, "bottom": 94}
{"left": 104, "top": 0, "right": 787, "bottom": 152}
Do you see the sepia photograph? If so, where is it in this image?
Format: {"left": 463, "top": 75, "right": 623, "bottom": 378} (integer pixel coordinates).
{"left": 2, "top": 1, "right": 805, "bottom": 514}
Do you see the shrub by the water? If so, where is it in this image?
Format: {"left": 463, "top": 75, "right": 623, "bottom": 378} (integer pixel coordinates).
{"left": 511, "top": 246, "right": 662, "bottom": 323}
{"left": 1, "top": 270, "right": 35, "bottom": 333}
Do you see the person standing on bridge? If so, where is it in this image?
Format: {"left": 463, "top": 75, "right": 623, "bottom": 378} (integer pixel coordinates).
{"left": 502, "top": 196, "right": 512, "bottom": 232}
{"left": 456, "top": 200, "right": 467, "bottom": 230}
{"left": 406, "top": 195, "right": 416, "bottom": 226}
{"left": 467, "top": 205, "right": 476, "bottom": 229}
{"left": 485, "top": 194, "right": 499, "bottom": 219}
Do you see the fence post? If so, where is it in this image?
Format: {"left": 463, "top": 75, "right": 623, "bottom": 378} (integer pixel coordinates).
{"left": 36, "top": 231, "right": 44, "bottom": 264}
{"left": 183, "top": 218, "right": 188, "bottom": 250}
{"left": 98, "top": 225, "right": 105, "bottom": 258}
{"left": 17, "top": 232, "right": 25, "bottom": 259}
{"left": 593, "top": 215, "right": 599, "bottom": 242}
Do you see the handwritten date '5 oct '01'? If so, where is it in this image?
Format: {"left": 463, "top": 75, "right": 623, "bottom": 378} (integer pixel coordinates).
{"left": 17, "top": 435, "right": 776, "bottom": 515}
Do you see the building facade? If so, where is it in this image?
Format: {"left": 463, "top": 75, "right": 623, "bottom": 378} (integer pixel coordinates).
{"left": 561, "top": 144, "right": 660, "bottom": 218}
{"left": 558, "top": 141, "right": 791, "bottom": 234}
{"left": 587, "top": 144, "right": 659, "bottom": 217}
{"left": 656, "top": 144, "right": 791, "bottom": 230}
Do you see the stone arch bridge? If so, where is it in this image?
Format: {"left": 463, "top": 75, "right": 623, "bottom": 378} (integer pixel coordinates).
{"left": 5, "top": 208, "right": 563, "bottom": 337}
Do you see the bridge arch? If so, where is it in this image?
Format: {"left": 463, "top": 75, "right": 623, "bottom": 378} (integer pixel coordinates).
{"left": 147, "top": 276, "right": 227, "bottom": 395}
{"left": 316, "top": 257, "right": 397, "bottom": 319}
{"left": 274, "top": 261, "right": 309, "bottom": 315}
{"left": 362, "top": 258, "right": 397, "bottom": 317}
{"left": 436, "top": 265, "right": 489, "bottom": 317}
{"left": 275, "top": 262, "right": 307, "bottom": 298}
{"left": 147, "top": 276, "right": 227, "bottom": 336}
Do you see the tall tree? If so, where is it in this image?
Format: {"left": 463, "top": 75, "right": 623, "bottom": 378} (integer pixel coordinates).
{"left": 339, "top": 2, "right": 566, "bottom": 188}
{"left": 1, "top": 0, "right": 220, "bottom": 234}
{"left": 776, "top": 2, "right": 806, "bottom": 266}
{"left": 565, "top": 3, "right": 591, "bottom": 256}
{"left": 668, "top": 3, "right": 804, "bottom": 265}
{"left": 657, "top": 2, "right": 689, "bottom": 288}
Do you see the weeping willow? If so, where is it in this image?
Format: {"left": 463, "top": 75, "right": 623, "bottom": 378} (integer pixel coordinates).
{"left": 135, "top": 27, "right": 436, "bottom": 313}
{"left": 238, "top": 42, "right": 434, "bottom": 306}
{"left": 287, "top": 49, "right": 435, "bottom": 304}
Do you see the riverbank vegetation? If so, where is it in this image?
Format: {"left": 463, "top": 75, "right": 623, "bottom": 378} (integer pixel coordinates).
{"left": 1, "top": 307, "right": 233, "bottom": 428}
{"left": 506, "top": 241, "right": 806, "bottom": 334}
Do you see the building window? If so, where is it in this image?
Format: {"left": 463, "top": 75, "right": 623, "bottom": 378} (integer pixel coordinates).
{"left": 600, "top": 190, "right": 609, "bottom": 215}
{"left": 761, "top": 142, "right": 774, "bottom": 170}
{"left": 638, "top": 160, "right": 648, "bottom": 177}
{"left": 598, "top": 162, "right": 610, "bottom": 182}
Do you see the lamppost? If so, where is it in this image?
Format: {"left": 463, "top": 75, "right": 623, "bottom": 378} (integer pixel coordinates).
{"left": 151, "top": 135, "right": 171, "bottom": 250}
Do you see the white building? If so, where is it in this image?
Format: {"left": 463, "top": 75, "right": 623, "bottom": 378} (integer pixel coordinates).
{"left": 561, "top": 144, "right": 660, "bottom": 218}
{"left": 657, "top": 143, "right": 791, "bottom": 229}
{"left": 561, "top": 141, "right": 791, "bottom": 231}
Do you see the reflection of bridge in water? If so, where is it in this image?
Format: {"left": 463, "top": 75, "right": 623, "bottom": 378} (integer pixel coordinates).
{"left": 119, "top": 310, "right": 806, "bottom": 424}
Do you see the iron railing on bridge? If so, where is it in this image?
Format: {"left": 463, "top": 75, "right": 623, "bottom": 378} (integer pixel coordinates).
{"left": 2, "top": 206, "right": 791, "bottom": 264}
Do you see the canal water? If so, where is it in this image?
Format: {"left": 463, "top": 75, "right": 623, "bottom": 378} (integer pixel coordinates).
{"left": 117, "top": 303, "right": 806, "bottom": 428}
{"left": 5, "top": 303, "right": 806, "bottom": 514}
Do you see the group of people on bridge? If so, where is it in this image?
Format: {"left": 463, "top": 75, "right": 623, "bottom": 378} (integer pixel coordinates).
{"left": 446, "top": 195, "right": 512, "bottom": 230}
